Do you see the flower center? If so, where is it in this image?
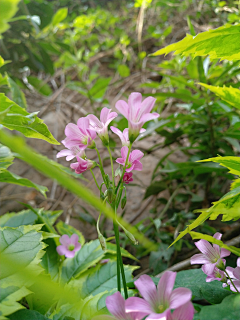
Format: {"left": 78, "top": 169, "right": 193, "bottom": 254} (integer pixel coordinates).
{"left": 158, "top": 305, "right": 165, "bottom": 313}
{"left": 68, "top": 244, "right": 75, "bottom": 251}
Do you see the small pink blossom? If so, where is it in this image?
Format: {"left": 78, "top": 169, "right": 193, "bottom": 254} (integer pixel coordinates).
{"left": 56, "top": 234, "right": 81, "bottom": 258}
{"left": 56, "top": 145, "right": 84, "bottom": 161}
{"left": 125, "top": 272, "right": 192, "bottom": 319}
{"left": 92, "top": 291, "right": 147, "bottom": 320}
{"left": 87, "top": 107, "right": 118, "bottom": 144}
{"left": 205, "top": 266, "right": 226, "bottom": 283}
{"left": 224, "top": 258, "right": 240, "bottom": 292}
{"left": 115, "top": 92, "right": 159, "bottom": 142}
{"left": 190, "top": 232, "right": 231, "bottom": 275}
{"left": 62, "top": 117, "right": 96, "bottom": 150}
{"left": 116, "top": 146, "right": 144, "bottom": 172}
{"left": 70, "top": 156, "right": 95, "bottom": 174}
{"left": 167, "top": 301, "right": 194, "bottom": 320}
{"left": 100, "top": 259, "right": 110, "bottom": 265}
{"left": 110, "top": 127, "right": 146, "bottom": 147}
{"left": 123, "top": 172, "right": 133, "bottom": 184}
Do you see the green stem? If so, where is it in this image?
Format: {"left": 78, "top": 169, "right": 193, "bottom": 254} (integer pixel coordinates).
{"left": 90, "top": 169, "right": 100, "bottom": 190}
{"left": 116, "top": 187, "right": 123, "bottom": 209}
{"left": 107, "top": 145, "right": 115, "bottom": 189}
{"left": 224, "top": 270, "right": 240, "bottom": 293}
{"left": 115, "top": 143, "right": 132, "bottom": 194}
{"left": 95, "top": 147, "right": 106, "bottom": 183}
{"left": 113, "top": 222, "right": 121, "bottom": 293}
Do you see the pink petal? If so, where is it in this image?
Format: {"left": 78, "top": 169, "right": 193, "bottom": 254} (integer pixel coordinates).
{"left": 128, "top": 93, "right": 142, "bottom": 122}
{"left": 56, "top": 149, "right": 72, "bottom": 159}
{"left": 134, "top": 275, "right": 158, "bottom": 306}
{"left": 126, "top": 164, "right": 134, "bottom": 172}
{"left": 87, "top": 114, "right": 103, "bottom": 130}
{"left": 121, "top": 146, "right": 129, "bottom": 160}
{"left": 220, "top": 248, "right": 231, "bottom": 258}
{"left": 104, "top": 112, "right": 118, "bottom": 127}
{"left": 110, "top": 126, "right": 123, "bottom": 137}
{"left": 140, "top": 128, "right": 146, "bottom": 133}
{"left": 146, "top": 312, "right": 168, "bottom": 320}
{"left": 233, "top": 267, "right": 240, "bottom": 280}
{"left": 140, "top": 113, "right": 159, "bottom": 125}
{"left": 157, "top": 271, "right": 176, "bottom": 306}
{"left": 100, "top": 107, "right": 111, "bottom": 123}
{"left": 65, "top": 123, "right": 84, "bottom": 140}
{"left": 213, "top": 232, "right": 222, "bottom": 240}
{"left": 106, "top": 292, "right": 126, "bottom": 319}
{"left": 132, "top": 161, "right": 142, "bottom": 171}
{"left": 74, "top": 243, "right": 81, "bottom": 252}
{"left": 202, "top": 263, "right": 216, "bottom": 275}
{"left": 70, "top": 234, "right": 79, "bottom": 245}
{"left": 131, "top": 312, "right": 150, "bottom": 320}
{"left": 77, "top": 117, "right": 90, "bottom": 134}
{"left": 116, "top": 158, "right": 125, "bottom": 165}
{"left": 169, "top": 301, "right": 194, "bottom": 320}
{"left": 125, "top": 297, "right": 152, "bottom": 314}
{"left": 56, "top": 245, "right": 68, "bottom": 256}
{"left": 65, "top": 250, "right": 76, "bottom": 258}
{"left": 237, "top": 258, "right": 240, "bottom": 267}
{"left": 190, "top": 253, "right": 211, "bottom": 265}
{"left": 129, "top": 150, "right": 144, "bottom": 162}
{"left": 226, "top": 266, "right": 235, "bottom": 279}
{"left": 60, "top": 234, "right": 71, "bottom": 246}
{"left": 139, "top": 97, "right": 156, "bottom": 117}
{"left": 195, "top": 240, "right": 219, "bottom": 261}
{"left": 116, "top": 100, "right": 129, "bottom": 119}
{"left": 169, "top": 288, "right": 192, "bottom": 309}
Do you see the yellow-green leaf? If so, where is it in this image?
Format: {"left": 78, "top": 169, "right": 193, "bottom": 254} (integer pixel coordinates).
{"left": 0, "top": 0, "right": 20, "bottom": 34}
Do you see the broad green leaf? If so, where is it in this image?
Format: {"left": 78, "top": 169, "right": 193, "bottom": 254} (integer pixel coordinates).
{"left": 60, "top": 240, "right": 104, "bottom": 283}
{"left": 152, "top": 24, "right": 240, "bottom": 61}
{"left": 0, "top": 94, "right": 59, "bottom": 144}
{"left": 0, "top": 170, "right": 48, "bottom": 197}
{"left": 8, "top": 309, "right": 51, "bottom": 320}
{"left": 153, "top": 269, "right": 232, "bottom": 304}
{"left": 0, "top": 210, "right": 37, "bottom": 228}
{"left": 118, "top": 65, "right": 130, "bottom": 77}
{"left": 41, "top": 238, "right": 60, "bottom": 280}
{"left": 231, "top": 178, "right": 240, "bottom": 190}
{"left": 0, "top": 286, "right": 32, "bottom": 319}
{"left": 88, "top": 77, "right": 111, "bottom": 100}
{"left": 52, "top": 8, "right": 68, "bottom": 26}
{"left": 0, "top": 0, "right": 20, "bottom": 34}
{"left": 0, "top": 144, "right": 14, "bottom": 171}
{"left": 189, "top": 231, "right": 240, "bottom": 256}
{"left": 27, "top": 76, "right": 52, "bottom": 96}
{"left": 70, "top": 260, "right": 136, "bottom": 299}
{"left": 199, "top": 155, "right": 240, "bottom": 176}
{"left": 56, "top": 221, "right": 85, "bottom": 245}
{"left": 200, "top": 83, "right": 240, "bottom": 111}
{"left": 8, "top": 77, "right": 27, "bottom": 110}
{"left": 38, "top": 209, "right": 62, "bottom": 226}
{"left": 194, "top": 294, "right": 240, "bottom": 320}
{"left": 106, "top": 243, "right": 138, "bottom": 262}
{"left": 0, "top": 74, "right": 8, "bottom": 87}
{"left": 0, "top": 130, "right": 156, "bottom": 250}
{"left": 0, "top": 225, "right": 46, "bottom": 288}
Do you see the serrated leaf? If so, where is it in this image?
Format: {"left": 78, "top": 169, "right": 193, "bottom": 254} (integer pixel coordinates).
{"left": 0, "top": 170, "right": 48, "bottom": 197}
{"left": 8, "top": 77, "right": 27, "bottom": 110}
{"left": 200, "top": 83, "right": 240, "bottom": 110}
{"left": 69, "top": 260, "right": 137, "bottom": 299}
{"left": 60, "top": 240, "right": 104, "bottom": 283}
{"left": 0, "top": 210, "right": 38, "bottom": 227}
{"left": 194, "top": 294, "right": 240, "bottom": 320}
{"left": 56, "top": 221, "right": 85, "bottom": 245}
{"left": 152, "top": 24, "right": 240, "bottom": 61}
{"left": 0, "top": 94, "right": 59, "bottom": 144}
{"left": 0, "top": 286, "right": 32, "bottom": 319}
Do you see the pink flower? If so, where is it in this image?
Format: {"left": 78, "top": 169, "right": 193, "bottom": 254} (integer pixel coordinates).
{"left": 190, "top": 232, "right": 231, "bottom": 275}
{"left": 92, "top": 291, "right": 147, "bottom": 320}
{"left": 62, "top": 117, "right": 96, "bottom": 150}
{"left": 56, "top": 145, "right": 84, "bottom": 161}
{"left": 115, "top": 92, "right": 159, "bottom": 142}
{"left": 167, "top": 301, "right": 194, "bottom": 320}
{"left": 125, "top": 272, "right": 192, "bottom": 320}
{"left": 56, "top": 234, "right": 81, "bottom": 258}
{"left": 224, "top": 258, "right": 240, "bottom": 292}
{"left": 205, "top": 266, "right": 226, "bottom": 283}
{"left": 116, "top": 146, "right": 144, "bottom": 172}
{"left": 123, "top": 172, "right": 133, "bottom": 184}
{"left": 110, "top": 127, "right": 146, "bottom": 147}
{"left": 87, "top": 107, "right": 118, "bottom": 145}
{"left": 70, "top": 156, "right": 95, "bottom": 174}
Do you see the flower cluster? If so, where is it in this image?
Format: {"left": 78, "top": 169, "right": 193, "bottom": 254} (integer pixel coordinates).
{"left": 191, "top": 232, "right": 240, "bottom": 292}
{"left": 93, "top": 271, "right": 194, "bottom": 320}
{"left": 57, "top": 92, "right": 159, "bottom": 180}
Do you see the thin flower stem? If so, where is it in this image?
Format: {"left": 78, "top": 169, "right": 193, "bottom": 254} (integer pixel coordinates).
{"left": 95, "top": 147, "right": 106, "bottom": 184}
{"left": 115, "top": 143, "right": 132, "bottom": 194}
{"left": 90, "top": 169, "right": 100, "bottom": 190}
{"left": 113, "top": 222, "right": 121, "bottom": 293}
{"left": 107, "top": 145, "right": 115, "bottom": 189}
{"left": 224, "top": 269, "right": 240, "bottom": 293}
{"left": 116, "top": 187, "right": 123, "bottom": 209}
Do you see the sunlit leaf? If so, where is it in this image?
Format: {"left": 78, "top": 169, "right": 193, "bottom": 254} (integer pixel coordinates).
{"left": 52, "top": 8, "right": 68, "bottom": 26}
{"left": 8, "top": 77, "right": 27, "bottom": 110}
{"left": 0, "top": 0, "right": 20, "bottom": 34}
{"left": 0, "top": 144, "right": 14, "bottom": 171}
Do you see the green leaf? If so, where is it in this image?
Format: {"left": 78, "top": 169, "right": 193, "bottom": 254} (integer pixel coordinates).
{"left": 194, "top": 294, "right": 240, "bottom": 320}
{"left": 0, "top": 144, "right": 14, "bottom": 171}
{"left": 200, "top": 83, "right": 240, "bottom": 111}
{"left": 41, "top": 238, "right": 60, "bottom": 280}
{"left": 8, "top": 77, "right": 27, "bottom": 110}
{"left": 0, "top": 0, "right": 21, "bottom": 34}
{"left": 152, "top": 24, "right": 240, "bottom": 61}
{"left": 106, "top": 243, "right": 139, "bottom": 262}
{"left": 118, "top": 65, "right": 130, "bottom": 77}
{"left": 0, "top": 286, "right": 32, "bottom": 319}
{"left": 0, "top": 210, "right": 38, "bottom": 228}
{"left": 56, "top": 221, "right": 85, "bottom": 245}
{"left": 0, "top": 170, "right": 48, "bottom": 197}
{"left": 199, "top": 156, "right": 240, "bottom": 176}
{"left": 8, "top": 309, "right": 51, "bottom": 320}
{"left": 52, "top": 8, "right": 68, "bottom": 26}
{"left": 69, "top": 260, "right": 136, "bottom": 299}
{"left": 27, "top": 76, "right": 52, "bottom": 96}
{"left": 0, "top": 94, "right": 59, "bottom": 144}
{"left": 144, "top": 181, "right": 168, "bottom": 198}
{"left": 88, "top": 77, "right": 111, "bottom": 100}
{"left": 60, "top": 240, "right": 104, "bottom": 283}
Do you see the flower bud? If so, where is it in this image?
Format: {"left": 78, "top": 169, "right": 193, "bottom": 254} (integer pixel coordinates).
{"left": 98, "top": 233, "right": 107, "bottom": 252}
{"left": 107, "top": 186, "right": 115, "bottom": 203}
{"left": 121, "top": 195, "right": 127, "bottom": 209}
